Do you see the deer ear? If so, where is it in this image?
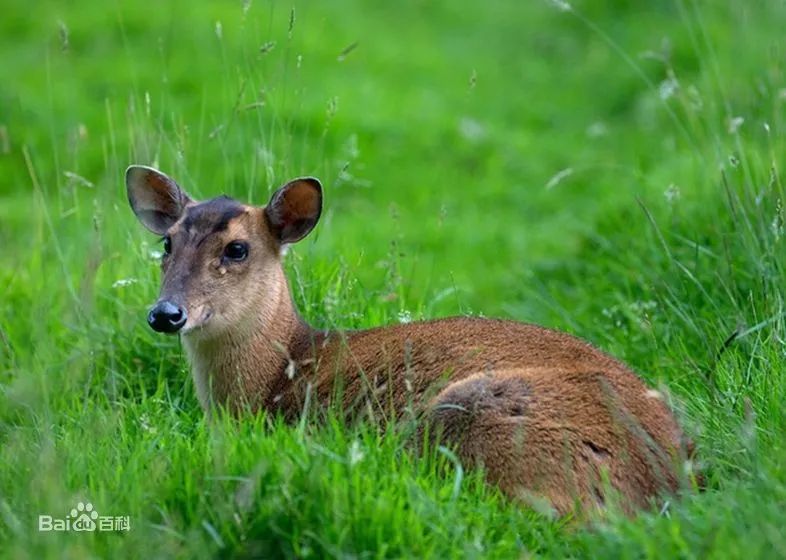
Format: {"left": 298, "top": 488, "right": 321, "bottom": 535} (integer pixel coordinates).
{"left": 126, "top": 165, "right": 192, "bottom": 235}
{"left": 265, "top": 177, "right": 323, "bottom": 244}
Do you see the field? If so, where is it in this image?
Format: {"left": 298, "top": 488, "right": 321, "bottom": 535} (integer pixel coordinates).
{"left": 2, "top": 0, "right": 786, "bottom": 557}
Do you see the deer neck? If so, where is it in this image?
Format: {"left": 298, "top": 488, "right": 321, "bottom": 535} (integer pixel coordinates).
{"left": 181, "top": 268, "right": 316, "bottom": 413}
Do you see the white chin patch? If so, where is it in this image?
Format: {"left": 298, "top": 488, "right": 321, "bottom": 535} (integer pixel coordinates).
{"left": 280, "top": 245, "right": 290, "bottom": 257}
{"left": 181, "top": 307, "right": 214, "bottom": 336}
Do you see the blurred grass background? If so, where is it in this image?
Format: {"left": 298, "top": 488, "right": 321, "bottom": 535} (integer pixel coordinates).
{"left": 2, "top": 0, "right": 786, "bottom": 557}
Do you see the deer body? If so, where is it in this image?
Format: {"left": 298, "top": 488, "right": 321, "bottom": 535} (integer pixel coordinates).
{"left": 127, "top": 165, "right": 691, "bottom": 515}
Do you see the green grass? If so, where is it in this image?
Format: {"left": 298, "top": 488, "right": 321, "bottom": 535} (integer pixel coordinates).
{"left": 2, "top": 0, "right": 786, "bottom": 557}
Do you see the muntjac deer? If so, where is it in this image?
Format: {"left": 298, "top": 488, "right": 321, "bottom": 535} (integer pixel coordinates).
{"left": 126, "top": 165, "right": 694, "bottom": 515}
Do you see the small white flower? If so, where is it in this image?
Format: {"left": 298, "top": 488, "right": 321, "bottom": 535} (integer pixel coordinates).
{"left": 348, "top": 440, "right": 364, "bottom": 466}
{"left": 139, "top": 413, "right": 157, "bottom": 434}
{"left": 664, "top": 184, "right": 681, "bottom": 204}
{"left": 458, "top": 117, "right": 486, "bottom": 142}
{"left": 548, "top": 0, "right": 572, "bottom": 12}
{"left": 770, "top": 200, "right": 783, "bottom": 240}
{"left": 586, "top": 121, "right": 608, "bottom": 138}
{"left": 727, "top": 116, "right": 744, "bottom": 134}
{"left": 285, "top": 359, "right": 296, "bottom": 380}
{"left": 112, "top": 278, "right": 138, "bottom": 288}
{"left": 659, "top": 77, "right": 679, "bottom": 100}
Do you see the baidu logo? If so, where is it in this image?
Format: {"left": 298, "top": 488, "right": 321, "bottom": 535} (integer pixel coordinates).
{"left": 69, "top": 501, "right": 98, "bottom": 531}
{"left": 39, "top": 501, "right": 130, "bottom": 532}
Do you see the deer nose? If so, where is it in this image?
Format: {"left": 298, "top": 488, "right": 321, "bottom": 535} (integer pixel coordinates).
{"left": 148, "top": 301, "right": 187, "bottom": 333}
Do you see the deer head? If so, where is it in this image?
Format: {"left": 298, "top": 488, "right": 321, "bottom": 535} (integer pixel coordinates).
{"left": 126, "top": 165, "right": 322, "bottom": 341}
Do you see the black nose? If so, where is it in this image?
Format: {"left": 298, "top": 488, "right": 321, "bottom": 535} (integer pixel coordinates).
{"left": 148, "top": 301, "right": 187, "bottom": 333}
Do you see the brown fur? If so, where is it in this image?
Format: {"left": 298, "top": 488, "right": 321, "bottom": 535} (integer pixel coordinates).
{"left": 126, "top": 166, "right": 694, "bottom": 516}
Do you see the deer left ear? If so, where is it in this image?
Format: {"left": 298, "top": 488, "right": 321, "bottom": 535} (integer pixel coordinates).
{"left": 126, "top": 165, "right": 192, "bottom": 235}
{"left": 265, "top": 177, "right": 323, "bottom": 244}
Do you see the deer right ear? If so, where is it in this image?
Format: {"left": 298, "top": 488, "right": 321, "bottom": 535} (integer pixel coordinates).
{"left": 265, "top": 177, "right": 323, "bottom": 244}
{"left": 126, "top": 165, "right": 192, "bottom": 235}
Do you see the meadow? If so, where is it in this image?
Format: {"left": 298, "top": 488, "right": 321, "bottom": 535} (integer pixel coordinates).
{"left": 2, "top": 0, "right": 786, "bottom": 557}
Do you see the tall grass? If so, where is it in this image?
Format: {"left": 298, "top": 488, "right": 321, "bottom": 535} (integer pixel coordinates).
{"left": 2, "top": 0, "right": 786, "bottom": 557}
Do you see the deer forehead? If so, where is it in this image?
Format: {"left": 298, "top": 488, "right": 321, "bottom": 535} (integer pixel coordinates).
{"left": 168, "top": 196, "right": 262, "bottom": 242}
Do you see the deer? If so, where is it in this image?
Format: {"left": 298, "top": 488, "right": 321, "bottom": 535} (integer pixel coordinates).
{"left": 126, "top": 164, "right": 695, "bottom": 516}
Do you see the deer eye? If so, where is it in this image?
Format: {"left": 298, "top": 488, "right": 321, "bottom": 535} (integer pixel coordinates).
{"left": 163, "top": 236, "right": 172, "bottom": 255}
{"left": 223, "top": 241, "right": 248, "bottom": 262}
